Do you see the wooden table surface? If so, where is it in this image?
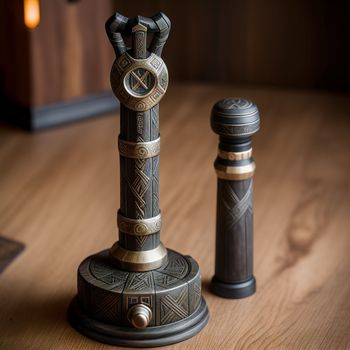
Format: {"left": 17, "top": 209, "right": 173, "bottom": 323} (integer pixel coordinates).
{"left": 0, "top": 84, "right": 349, "bottom": 350}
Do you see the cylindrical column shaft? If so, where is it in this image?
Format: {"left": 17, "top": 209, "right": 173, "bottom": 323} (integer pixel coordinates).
{"left": 107, "top": 15, "right": 170, "bottom": 272}
{"left": 210, "top": 98, "right": 260, "bottom": 299}
{"left": 215, "top": 143, "right": 254, "bottom": 283}
{"left": 119, "top": 104, "right": 161, "bottom": 251}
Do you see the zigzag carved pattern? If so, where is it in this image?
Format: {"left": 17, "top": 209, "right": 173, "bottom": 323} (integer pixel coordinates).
{"left": 152, "top": 156, "right": 160, "bottom": 215}
{"left": 135, "top": 235, "right": 147, "bottom": 247}
{"left": 127, "top": 159, "right": 150, "bottom": 219}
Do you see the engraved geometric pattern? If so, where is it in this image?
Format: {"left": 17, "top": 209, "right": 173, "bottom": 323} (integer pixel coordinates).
{"left": 152, "top": 156, "right": 160, "bottom": 214}
{"left": 222, "top": 180, "right": 253, "bottom": 229}
{"left": 131, "top": 70, "right": 149, "bottom": 90}
{"left": 117, "top": 55, "right": 132, "bottom": 72}
{"left": 135, "top": 235, "right": 147, "bottom": 247}
{"left": 89, "top": 256, "right": 128, "bottom": 288}
{"left": 93, "top": 290, "right": 121, "bottom": 322}
{"left": 151, "top": 108, "right": 159, "bottom": 130}
{"left": 160, "top": 251, "right": 189, "bottom": 279}
{"left": 160, "top": 288, "right": 188, "bottom": 324}
{"left": 192, "top": 279, "right": 201, "bottom": 309}
{"left": 218, "top": 97, "right": 252, "bottom": 110}
{"left": 135, "top": 31, "right": 146, "bottom": 58}
{"left": 77, "top": 250, "right": 202, "bottom": 326}
{"left": 127, "top": 68, "right": 155, "bottom": 96}
{"left": 125, "top": 272, "right": 153, "bottom": 291}
{"left": 127, "top": 295, "right": 152, "bottom": 308}
{"left": 153, "top": 272, "right": 180, "bottom": 288}
{"left": 118, "top": 138, "right": 160, "bottom": 159}
{"left": 136, "top": 112, "right": 144, "bottom": 137}
{"left": 117, "top": 213, "right": 161, "bottom": 236}
{"left": 111, "top": 52, "right": 168, "bottom": 111}
{"left": 141, "top": 296, "right": 151, "bottom": 306}
{"left": 159, "top": 68, "right": 168, "bottom": 89}
{"left": 127, "top": 159, "right": 151, "bottom": 219}
{"left": 211, "top": 120, "right": 260, "bottom": 137}
{"left": 150, "top": 57, "right": 161, "bottom": 69}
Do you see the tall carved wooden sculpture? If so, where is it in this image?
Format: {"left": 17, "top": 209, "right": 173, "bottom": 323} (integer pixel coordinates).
{"left": 68, "top": 12, "right": 209, "bottom": 347}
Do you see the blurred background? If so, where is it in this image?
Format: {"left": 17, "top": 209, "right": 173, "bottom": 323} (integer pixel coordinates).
{"left": 0, "top": 0, "right": 349, "bottom": 129}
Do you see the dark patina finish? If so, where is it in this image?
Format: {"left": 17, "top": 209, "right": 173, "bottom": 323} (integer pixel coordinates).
{"left": 68, "top": 12, "right": 208, "bottom": 347}
{"left": 210, "top": 97, "right": 260, "bottom": 299}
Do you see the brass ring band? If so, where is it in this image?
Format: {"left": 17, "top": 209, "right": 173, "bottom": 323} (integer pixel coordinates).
{"left": 218, "top": 148, "right": 252, "bottom": 160}
{"left": 110, "top": 242, "right": 167, "bottom": 271}
{"left": 215, "top": 161, "right": 256, "bottom": 180}
{"left": 117, "top": 211, "right": 162, "bottom": 236}
{"left": 118, "top": 137, "right": 160, "bottom": 159}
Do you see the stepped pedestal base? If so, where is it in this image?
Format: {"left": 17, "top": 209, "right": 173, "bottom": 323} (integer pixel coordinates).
{"left": 68, "top": 249, "right": 209, "bottom": 347}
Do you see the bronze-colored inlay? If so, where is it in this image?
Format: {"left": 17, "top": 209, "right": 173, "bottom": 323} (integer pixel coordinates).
{"left": 111, "top": 52, "right": 168, "bottom": 111}
{"left": 218, "top": 148, "right": 252, "bottom": 161}
{"left": 118, "top": 137, "right": 160, "bottom": 159}
{"left": 110, "top": 242, "right": 167, "bottom": 272}
{"left": 215, "top": 161, "right": 256, "bottom": 180}
{"left": 117, "top": 211, "right": 161, "bottom": 236}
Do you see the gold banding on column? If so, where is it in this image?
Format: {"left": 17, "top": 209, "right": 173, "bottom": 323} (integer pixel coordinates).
{"left": 215, "top": 161, "right": 256, "bottom": 181}
{"left": 110, "top": 242, "right": 168, "bottom": 271}
{"left": 118, "top": 137, "right": 160, "bottom": 159}
{"left": 218, "top": 148, "right": 252, "bottom": 161}
{"left": 117, "top": 211, "right": 162, "bottom": 236}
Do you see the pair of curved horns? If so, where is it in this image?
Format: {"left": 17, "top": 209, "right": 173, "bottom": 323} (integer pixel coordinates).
{"left": 105, "top": 12, "right": 171, "bottom": 58}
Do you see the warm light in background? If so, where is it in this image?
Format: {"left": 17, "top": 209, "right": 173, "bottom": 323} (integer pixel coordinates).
{"left": 24, "top": 0, "right": 40, "bottom": 29}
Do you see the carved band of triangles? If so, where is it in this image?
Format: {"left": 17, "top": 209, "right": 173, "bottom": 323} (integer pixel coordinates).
{"left": 135, "top": 235, "right": 148, "bottom": 247}
{"left": 160, "top": 288, "right": 188, "bottom": 324}
{"left": 223, "top": 180, "right": 253, "bottom": 229}
{"left": 159, "top": 252, "right": 189, "bottom": 279}
{"left": 125, "top": 272, "right": 153, "bottom": 291}
{"left": 153, "top": 271, "right": 180, "bottom": 289}
{"left": 89, "top": 256, "right": 129, "bottom": 288}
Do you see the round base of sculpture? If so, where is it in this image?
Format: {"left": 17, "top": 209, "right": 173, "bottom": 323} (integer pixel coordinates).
{"left": 68, "top": 296, "right": 208, "bottom": 347}
{"left": 210, "top": 276, "right": 256, "bottom": 299}
{"left": 68, "top": 249, "right": 209, "bottom": 347}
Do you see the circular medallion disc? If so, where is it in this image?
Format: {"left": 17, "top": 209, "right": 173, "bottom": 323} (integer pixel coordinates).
{"left": 124, "top": 68, "right": 156, "bottom": 97}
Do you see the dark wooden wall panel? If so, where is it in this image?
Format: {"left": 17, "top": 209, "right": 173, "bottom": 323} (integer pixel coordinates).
{"left": 0, "top": 1, "right": 31, "bottom": 106}
{"left": 31, "top": 0, "right": 114, "bottom": 106}
{"left": 0, "top": 0, "right": 115, "bottom": 108}
{"left": 114, "top": 0, "right": 350, "bottom": 90}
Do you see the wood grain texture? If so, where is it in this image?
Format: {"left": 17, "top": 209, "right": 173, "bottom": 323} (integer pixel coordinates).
{"left": 31, "top": 0, "right": 114, "bottom": 106}
{"left": 0, "top": 0, "right": 114, "bottom": 107}
{"left": 0, "top": 84, "right": 350, "bottom": 349}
